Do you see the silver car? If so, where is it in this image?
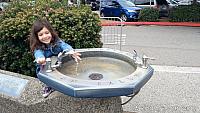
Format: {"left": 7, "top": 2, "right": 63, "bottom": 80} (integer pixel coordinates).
{"left": 0, "top": 2, "right": 9, "bottom": 11}
{"left": 129, "top": 0, "right": 178, "bottom": 16}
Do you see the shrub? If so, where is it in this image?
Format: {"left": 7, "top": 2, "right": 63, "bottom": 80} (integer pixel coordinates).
{"left": 0, "top": 0, "right": 102, "bottom": 77}
{"left": 169, "top": 4, "right": 200, "bottom": 22}
{"left": 138, "top": 7, "right": 159, "bottom": 22}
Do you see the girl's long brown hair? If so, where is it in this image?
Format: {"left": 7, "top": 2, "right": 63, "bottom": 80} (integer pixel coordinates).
{"left": 30, "top": 19, "right": 59, "bottom": 52}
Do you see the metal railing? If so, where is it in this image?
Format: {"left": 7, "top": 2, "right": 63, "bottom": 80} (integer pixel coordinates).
{"left": 100, "top": 17, "right": 125, "bottom": 50}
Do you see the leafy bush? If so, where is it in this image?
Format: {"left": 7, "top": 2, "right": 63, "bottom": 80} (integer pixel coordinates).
{"left": 169, "top": 4, "right": 200, "bottom": 22}
{"left": 0, "top": 0, "right": 102, "bottom": 77}
{"left": 138, "top": 7, "right": 159, "bottom": 22}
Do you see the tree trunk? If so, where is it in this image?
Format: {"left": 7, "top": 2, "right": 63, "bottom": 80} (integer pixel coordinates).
{"left": 192, "top": 0, "right": 197, "bottom": 4}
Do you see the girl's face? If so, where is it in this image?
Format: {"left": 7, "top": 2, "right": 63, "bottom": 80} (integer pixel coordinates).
{"left": 37, "top": 27, "right": 52, "bottom": 44}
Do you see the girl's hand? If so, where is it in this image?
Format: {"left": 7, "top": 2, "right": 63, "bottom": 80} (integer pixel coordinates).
{"left": 67, "top": 50, "right": 81, "bottom": 62}
{"left": 72, "top": 52, "right": 81, "bottom": 62}
{"left": 36, "top": 57, "right": 46, "bottom": 65}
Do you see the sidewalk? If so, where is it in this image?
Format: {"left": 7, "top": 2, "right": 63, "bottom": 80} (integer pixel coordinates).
{"left": 122, "top": 65, "right": 200, "bottom": 113}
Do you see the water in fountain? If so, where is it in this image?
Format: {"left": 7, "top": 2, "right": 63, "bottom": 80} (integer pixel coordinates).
{"left": 57, "top": 57, "right": 136, "bottom": 80}
{"left": 75, "top": 62, "right": 79, "bottom": 77}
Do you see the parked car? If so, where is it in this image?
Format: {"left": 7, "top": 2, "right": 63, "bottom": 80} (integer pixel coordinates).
{"left": 176, "top": 0, "right": 192, "bottom": 5}
{"left": 85, "top": 0, "right": 100, "bottom": 11}
{"left": 129, "top": 0, "right": 178, "bottom": 17}
{"left": 0, "top": 2, "right": 9, "bottom": 11}
{"left": 91, "top": 1, "right": 100, "bottom": 11}
{"left": 100, "top": 0, "right": 141, "bottom": 21}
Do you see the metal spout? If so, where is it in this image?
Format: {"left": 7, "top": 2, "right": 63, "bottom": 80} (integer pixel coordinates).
{"left": 133, "top": 50, "right": 155, "bottom": 69}
{"left": 133, "top": 50, "right": 137, "bottom": 62}
{"left": 46, "top": 58, "right": 53, "bottom": 73}
{"left": 142, "top": 55, "right": 155, "bottom": 69}
{"left": 46, "top": 51, "right": 73, "bottom": 71}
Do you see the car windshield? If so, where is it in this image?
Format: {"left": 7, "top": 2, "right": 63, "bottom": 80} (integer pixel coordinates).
{"left": 118, "top": 0, "right": 135, "bottom": 7}
{"left": 167, "top": 0, "right": 178, "bottom": 4}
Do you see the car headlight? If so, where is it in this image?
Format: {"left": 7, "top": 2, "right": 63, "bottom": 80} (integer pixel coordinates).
{"left": 127, "top": 10, "right": 136, "bottom": 13}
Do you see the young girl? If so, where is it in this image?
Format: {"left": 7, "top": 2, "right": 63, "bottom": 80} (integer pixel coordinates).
{"left": 30, "top": 19, "right": 81, "bottom": 98}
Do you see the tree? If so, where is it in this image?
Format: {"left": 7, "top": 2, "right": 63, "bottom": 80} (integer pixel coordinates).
{"left": 192, "top": 0, "right": 198, "bottom": 4}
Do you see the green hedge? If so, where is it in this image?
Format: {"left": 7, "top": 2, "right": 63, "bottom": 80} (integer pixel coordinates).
{"left": 139, "top": 7, "right": 159, "bottom": 22}
{"left": 0, "top": 0, "right": 102, "bottom": 77}
{"left": 169, "top": 4, "right": 200, "bottom": 22}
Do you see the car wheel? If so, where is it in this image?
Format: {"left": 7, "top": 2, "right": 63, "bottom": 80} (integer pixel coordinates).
{"left": 120, "top": 14, "right": 127, "bottom": 22}
{"left": 100, "top": 12, "right": 105, "bottom": 17}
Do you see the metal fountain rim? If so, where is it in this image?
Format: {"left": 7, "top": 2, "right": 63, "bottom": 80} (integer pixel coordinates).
{"left": 45, "top": 48, "right": 150, "bottom": 87}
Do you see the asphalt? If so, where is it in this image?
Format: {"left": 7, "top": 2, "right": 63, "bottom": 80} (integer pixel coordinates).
{"left": 101, "top": 22, "right": 200, "bottom": 113}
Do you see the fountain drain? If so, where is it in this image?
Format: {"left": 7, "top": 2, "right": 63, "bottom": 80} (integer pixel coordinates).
{"left": 89, "top": 73, "right": 103, "bottom": 80}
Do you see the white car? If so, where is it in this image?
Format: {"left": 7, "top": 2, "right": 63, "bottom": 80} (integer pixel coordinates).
{"left": 0, "top": 2, "right": 9, "bottom": 11}
{"left": 177, "top": 0, "right": 193, "bottom": 5}
{"left": 129, "top": 0, "right": 178, "bottom": 9}
{"left": 129, "top": 0, "right": 178, "bottom": 16}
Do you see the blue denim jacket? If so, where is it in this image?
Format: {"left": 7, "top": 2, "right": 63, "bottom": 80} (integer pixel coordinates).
{"left": 35, "top": 39, "right": 73, "bottom": 74}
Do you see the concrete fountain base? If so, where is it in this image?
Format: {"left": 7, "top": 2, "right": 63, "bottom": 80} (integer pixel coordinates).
{"left": 0, "top": 70, "right": 123, "bottom": 113}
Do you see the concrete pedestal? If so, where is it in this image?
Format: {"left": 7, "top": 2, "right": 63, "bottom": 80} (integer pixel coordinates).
{"left": 0, "top": 70, "right": 123, "bottom": 113}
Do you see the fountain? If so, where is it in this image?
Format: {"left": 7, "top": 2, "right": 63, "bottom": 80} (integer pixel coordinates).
{"left": 37, "top": 48, "right": 154, "bottom": 98}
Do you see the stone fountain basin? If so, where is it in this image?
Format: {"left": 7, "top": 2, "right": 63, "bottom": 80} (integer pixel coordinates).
{"left": 38, "top": 48, "right": 154, "bottom": 98}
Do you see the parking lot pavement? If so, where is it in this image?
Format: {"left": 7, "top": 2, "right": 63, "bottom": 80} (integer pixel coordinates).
{"left": 102, "top": 25, "right": 200, "bottom": 67}
{"left": 122, "top": 65, "right": 200, "bottom": 113}
{"left": 102, "top": 25, "right": 200, "bottom": 112}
